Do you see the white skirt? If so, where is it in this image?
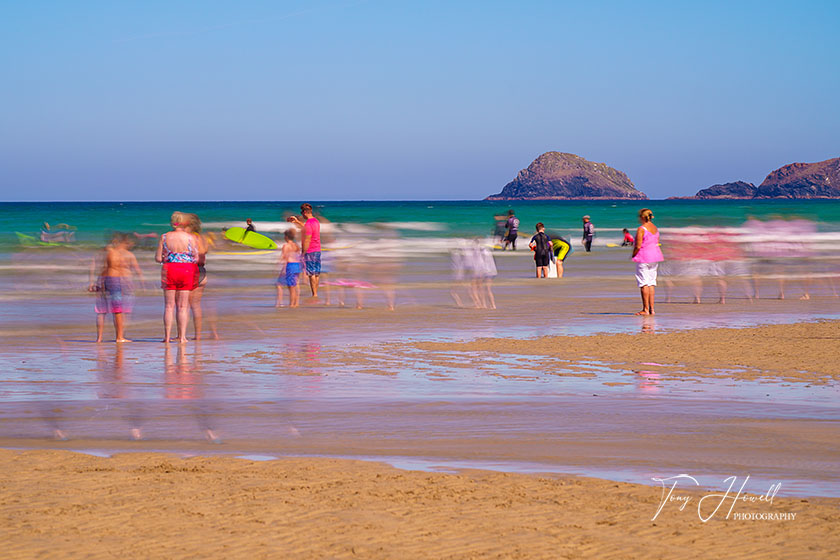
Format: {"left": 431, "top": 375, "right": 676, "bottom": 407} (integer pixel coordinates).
{"left": 635, "top": 262, "right": 659, "bottom": 287}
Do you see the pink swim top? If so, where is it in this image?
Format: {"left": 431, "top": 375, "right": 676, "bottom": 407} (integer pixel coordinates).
{"left": 632, "top": 227, "right": 664, "bottom": 263}
{"left": 303, "top": 218, "right": 321, "bottom": 253}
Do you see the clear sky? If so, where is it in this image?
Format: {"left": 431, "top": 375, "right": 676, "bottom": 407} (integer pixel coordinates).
{"left": 1, "top": 0, "right": 838, "bottom": 200}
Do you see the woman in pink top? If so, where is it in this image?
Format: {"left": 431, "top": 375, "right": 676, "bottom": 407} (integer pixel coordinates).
{"left": 631, "top": 208, "right": 664, "bottom": 315}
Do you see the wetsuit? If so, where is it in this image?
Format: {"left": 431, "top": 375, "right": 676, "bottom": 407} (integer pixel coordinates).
{"left": 531, "top": 231, "right": 551, "bottom": 267}
{"left": 583, "top": 222, "right": 594, "bottom": 252}
{"left": 505, "top": 216, "right": 519, "bottom": 250}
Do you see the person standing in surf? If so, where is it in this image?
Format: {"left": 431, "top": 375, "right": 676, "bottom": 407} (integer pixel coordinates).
{"left": 529, "top": 223, "right": 552, "bottom": 278}
{"left": 632, "top": 208, "right": 664, "bottom": 315}
{"left": 582, "top": 215, "right": 595, "bottom": 252}
{"left": 288, "top": 203, "right": 322, "bottom": 300}
{"left": 186, "top": 213, "right": 217, "bottom": 340}
{"left": 156, "top": 212, "right": 199, "bottom": 343}
{"left": 547, "top": 230, "right": 573, "bottom": 278}
{"left": 276, "top": 229, "right": 302, "bottom": 308}
{"left": 89, "top": 233, "right": 144, "bottom": 342}
{"left": 503, "top": 210, "right": 519, "bottom": 250}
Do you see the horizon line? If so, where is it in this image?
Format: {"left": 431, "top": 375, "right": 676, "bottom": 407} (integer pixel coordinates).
{"left": 0, "top": 198, "right": 792, "bottom": 204}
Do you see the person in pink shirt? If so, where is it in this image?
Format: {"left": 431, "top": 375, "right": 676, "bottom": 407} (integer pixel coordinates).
{"left": 289, "top": 203, "right": 322, "bottom": 299}
{"left": 632, "top": 208, "right": 665, "bottom": 315}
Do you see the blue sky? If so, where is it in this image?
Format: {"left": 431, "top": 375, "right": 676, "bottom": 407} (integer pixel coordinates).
{"left": 1, "top": 0, "right": 838, "bottom": 200}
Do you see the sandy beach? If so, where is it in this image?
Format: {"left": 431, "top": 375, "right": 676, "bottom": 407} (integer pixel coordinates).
{"left": 2, "top": 449, "right": 839, "bottom": 559}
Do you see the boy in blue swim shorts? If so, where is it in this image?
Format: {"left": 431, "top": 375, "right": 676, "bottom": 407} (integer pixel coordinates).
{"left": 276, "top": 229, "right": 302, "bottom": 308}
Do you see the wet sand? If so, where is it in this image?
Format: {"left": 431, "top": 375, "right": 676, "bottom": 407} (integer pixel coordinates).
{"left": 412, "top": 319, "right": 840, "bottom": 382}
{"left": 2, "top": 250, "right": 839, "bottom": 557}
{"left": 2, "top": 449, "right": 839, "bottom": 559}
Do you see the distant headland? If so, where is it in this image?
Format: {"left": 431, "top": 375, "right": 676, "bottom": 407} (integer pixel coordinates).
{"left": 487, "top": 152, "right": 840, "bottom": 200}
{"left": 486, "top": 152, "right": 647, "bottom": 200}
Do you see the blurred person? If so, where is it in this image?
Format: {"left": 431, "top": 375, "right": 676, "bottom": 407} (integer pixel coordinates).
{"left": 288, "top": 203, "right": 322, "bottom": 300}
{"left": 699, "top": 232, "right": 751, "bottom": 304}
{"left": 450, "top": 240, "right": 471, "bottom": 307}
{"left": 582, "top": 215, "right": 595, "bottom": 252}
{"left": 673, "top": 230, "right": 724, "bottom": 305}
{"left": 155, "top": 211, "right": 199, "bottom": 343}
{"left": 547, "top": 230, "right": 573, "bottom": 278}
{"left": 657, "top": 229, "right": 695, "bottom": 304}
{"left": 41, "top": 221, "right": 76, "bottom": 243}
{"left": 132, "top": 231, "right": 159, "bottom": 251}
{"left": 503, "top": 209, "right": 519, "bottom": 250}
{"left": 492, "top": 214, "right": 507, "bottom": 248}
{"left": 276, "top": 229, "right": 302, "bottom": 308}
{"left": 746, "top": 217, "right": 815, "bottom": 300}
{"left": 529, "top": 223, "right": 552, "bottom": 278}
{"left": 632, "top": 208, "right": 664, "bottom": 315}
{"left": 185, "top": 213, "right": 216, "bottom": 340}
{"left": 621, "top": 228, "right": 634, "bottom": 247}
{"left": 89, "top": 232, "right": 143, "bottom": 343}
{"left": 472, "top": 239, "right": 497, "bottom": 309}
{"left": 245, "top": 218, "right": 256, "bottom": 233}
{"left": 368, "top": 225, "right": 401, "bottom": 311}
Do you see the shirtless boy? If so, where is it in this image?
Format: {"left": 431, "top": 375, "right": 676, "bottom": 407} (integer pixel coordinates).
{"left": 276, "top": 229, "right": 302, "bottom": 308}
{"left": 89, "top": 233, "right": 144, "bottom": 342}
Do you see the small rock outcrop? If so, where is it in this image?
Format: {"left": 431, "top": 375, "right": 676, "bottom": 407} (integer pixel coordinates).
{"left": 694, "top": 181, "right": 757, "bottom": 199}
{"left": 486, "top": 152, "right": 647, "bottom": 200}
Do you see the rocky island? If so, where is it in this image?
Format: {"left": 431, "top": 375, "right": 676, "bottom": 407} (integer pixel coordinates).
{"left": 486, "top": 152, "right": 647, "bottom": 200}
{"left": 693, "top": 181, "right": 757, "bottom": 199}
{"left": 681, "top": 157, "right": 840, "bottom": 199}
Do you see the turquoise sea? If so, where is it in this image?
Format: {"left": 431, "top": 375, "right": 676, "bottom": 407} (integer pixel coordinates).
{"left": 3, "top": 199, "right": 840, "bottom": 250}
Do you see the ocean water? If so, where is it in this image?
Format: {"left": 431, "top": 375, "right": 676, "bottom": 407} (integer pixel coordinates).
{"left": 3, "top": 199, "right": 840, "bottom": 250}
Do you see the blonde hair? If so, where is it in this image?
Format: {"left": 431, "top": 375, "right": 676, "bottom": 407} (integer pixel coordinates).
{"left": 638, "top": 208, "right": 654, "bottom": 222}
{"left": 170, "top": 211, "right": 189, "bottom": 228}
{"left": 185, "top": 213, "right": 202, "bottom": 234}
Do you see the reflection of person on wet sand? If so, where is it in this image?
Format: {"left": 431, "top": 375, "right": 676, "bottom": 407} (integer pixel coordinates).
{"left": 89, "top": 233, "right": 144, "bottom": 343}
{"left": 164, "top": 344, "right": 221, "bottom": 443}
{"left": 95, "top": 344, "right": 144, "bottom": 440}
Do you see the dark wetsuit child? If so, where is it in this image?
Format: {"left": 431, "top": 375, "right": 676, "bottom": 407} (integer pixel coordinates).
{"left": 529, "top": 223, "right": 552, "bottom": 278}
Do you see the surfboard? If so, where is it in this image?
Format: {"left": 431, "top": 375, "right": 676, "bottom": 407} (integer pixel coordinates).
{"left": 16, "top": 232, "right": 65, "bottom": 247}
{"left": 224, "top": 227, "right": 277, "bottom": 250}
{"left": 213, "top": 249, "right": 277, "bottom": 256}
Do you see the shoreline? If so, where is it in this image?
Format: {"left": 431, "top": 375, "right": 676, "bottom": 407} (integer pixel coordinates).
{"left": 3, "top": 445, "right": 838, "bottom": 499}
